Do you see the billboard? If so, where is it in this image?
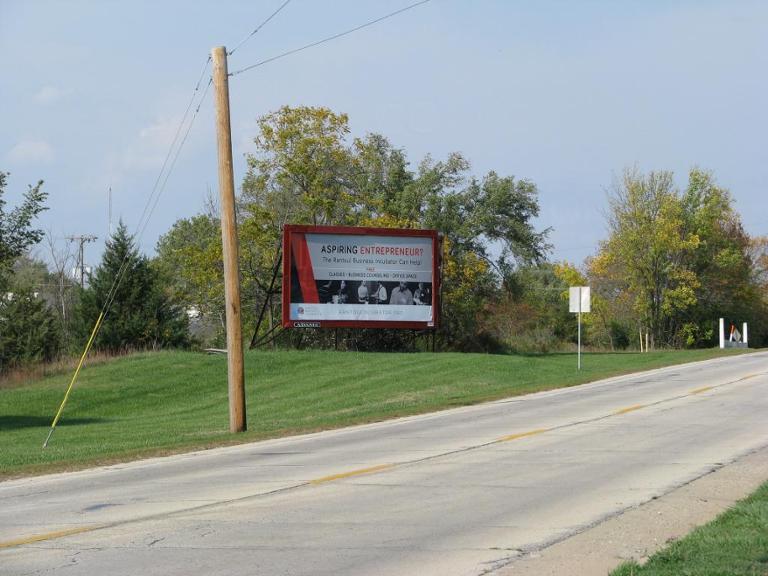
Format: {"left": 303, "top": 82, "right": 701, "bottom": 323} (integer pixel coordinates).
{"left": 282, "top": 225, "right": 440, "bottom": 329}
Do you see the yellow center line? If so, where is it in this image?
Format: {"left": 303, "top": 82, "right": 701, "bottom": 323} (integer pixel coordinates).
{"left": 689, "top": 385, "right": 714, "bottom": 395}
{"left": 497, "top": 428, "right": 549, "bottom": 442}
{"left": 0, "top": 525, "right": 102, "bottom": 549}
{"left": 6, "top": 371, "right": 764, "bottom": 550}
{"left": 614, "top": 404, "right": 646, "bottom": 415}
{"left": 310, "top": 464, "right": 395, "bottom": 485}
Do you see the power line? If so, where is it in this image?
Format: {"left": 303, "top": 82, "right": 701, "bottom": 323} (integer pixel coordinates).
{"left": 132, "top": 56, "right": 211, "bottom": 237}
{"left": 105, "top": 78, "right": 213, "bottom": 334}
{"left": 230, "top": 0, "right": 432, "bottom": 77}
{"left": 138, "top": 79, "right": 213, "bottom": 241}
{"left": 44, "top": 56, "right": 214, "bottom": 448}
{"left": 228, "top": 0, "right": 293, "bottom": 56}
{"left": 108, "top": 71, "right": 213, "bottom": 328}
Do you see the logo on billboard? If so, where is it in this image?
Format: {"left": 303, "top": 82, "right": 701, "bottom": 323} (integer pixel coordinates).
{"left": 293, "top": 321, "right": 320, "bottom": 328}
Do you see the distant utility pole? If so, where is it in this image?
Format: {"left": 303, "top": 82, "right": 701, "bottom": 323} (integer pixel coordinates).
{"left": 212, "top": 45, "right": 246, "bottom": 433}
{"left": 66, "top": 234, "right": 97, "bottom": 288}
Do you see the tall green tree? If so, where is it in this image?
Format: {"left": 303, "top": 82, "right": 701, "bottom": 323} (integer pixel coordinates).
{"left": 242, "top": 106, "right": 549, "bottom": 348}
{"left": 0, "top": 172, "right": 58, "bottom": 370}
{"left": 679, "top": 169, "right": 755, "bottom": 345}
{"left": 0, "top": 289, "right": 61, "bottom": 368}
{"left": 157, "top": 106, "right": 550, "bottom": 350}
{"left": 78, "top": 222, "right": 190, "bottom": 352}
{"left": 590, "top": 168, "right": 700, "bottom": 346}
{"left": 0, "top": 171, "right": 47, "bottom": 293}
{"left": 590, "top": 167, "right": 766, "bottom": 347}
{"left": 155, "top": 214, "right": 223, "bottom": 324}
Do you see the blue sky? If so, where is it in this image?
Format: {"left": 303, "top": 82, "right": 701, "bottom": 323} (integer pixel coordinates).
{"left": 2, "top": 0, "right": 766, "bottom": 269}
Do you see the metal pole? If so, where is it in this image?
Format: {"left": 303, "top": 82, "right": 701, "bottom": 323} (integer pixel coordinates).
{"left": 577, "top": 287, "right": 582, "bottom": 370}
{"left": 212, "top": 46, "right": 246, "bottom": 433}
{"left": 578, "top": 311, "right": 581, "bottom": 370}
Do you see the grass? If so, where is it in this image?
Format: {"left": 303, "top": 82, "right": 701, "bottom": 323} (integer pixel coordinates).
{"left": 611, "top": 480, "right": 768, "bottom": 576}
{"left": 0, "top": 347, "right": 752, "bottom": 479}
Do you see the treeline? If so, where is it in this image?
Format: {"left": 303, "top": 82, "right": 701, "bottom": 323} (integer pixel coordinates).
{"left": 0, "top": 171, "right": 189, "bottom": 372}
{"left": 2, "top": 106, "right": 767, "bottom": 372}
{"left": 155, "top": 106, "right": 549, "bottom": 352}
{"left": 484, "top": 168, "right": 768, "bottom": 351}
{"left": 156, "top": 107, "right": 767, "bottom": 352}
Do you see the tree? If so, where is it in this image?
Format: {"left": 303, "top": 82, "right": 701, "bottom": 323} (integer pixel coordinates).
{"left": 590, "top": 167, "right": 766, "bottom": 348}
{"left": 155, "top": 214, "right": 223, "bottom": 323}
{"left": 43, "top": 232, "right": 79, "bottom": 351}
{"left": 0, "top": 172, "right": 58, "bottom": 370}
{"left": 1, "top": 255, "right": 62, "bottom": 370}
{"left": 679, "top": 169, "right": 756, "bottom": 345}
{"left": 157, "top": 106, "right": 549, "bottom": 350}
{"left": 590, "top": 168, "right": 700, "bottom": 346}
{"left": 0, "top": 289, "right": 61, "bottom": 369}
{"left": 240, "top": 106, "right": 547, "bottom": 349}
{"left": 78, "top": 222, "right": 190, "bottom": 352}
{"left": 0, "top": 171, "right": 48, "bottom": 293}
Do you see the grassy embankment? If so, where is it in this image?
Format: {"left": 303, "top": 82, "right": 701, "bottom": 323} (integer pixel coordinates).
{"left": 0, "top": 347, "right": 750, "bottom": 478}
{"left": 611, "top": 480, "right": 768, "bottom": 576}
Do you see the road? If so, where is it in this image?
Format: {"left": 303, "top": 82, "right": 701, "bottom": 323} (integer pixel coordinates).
{"left": 1, "top": 352, "right": 767, "bottom": 575}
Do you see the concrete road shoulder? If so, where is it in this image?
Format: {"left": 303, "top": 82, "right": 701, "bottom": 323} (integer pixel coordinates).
{"left": 495, "top": 443, "right": 768, "bottom": 576}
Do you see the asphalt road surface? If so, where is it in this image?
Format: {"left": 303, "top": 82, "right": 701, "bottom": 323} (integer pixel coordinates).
{"left": 2, "top": 352, "right": 767, "bottom": 575}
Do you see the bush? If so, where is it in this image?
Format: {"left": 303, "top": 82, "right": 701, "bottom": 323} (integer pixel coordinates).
{"left": 609, "top": 321, "right": 630, "bottom": 350}
{"left": 0, "top": 290, "right": 61, "bottom": 370}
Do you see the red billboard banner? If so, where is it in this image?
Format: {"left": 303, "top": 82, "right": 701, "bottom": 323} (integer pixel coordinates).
{"left": 282, "top": 225, "right": 440, "bottom": 329}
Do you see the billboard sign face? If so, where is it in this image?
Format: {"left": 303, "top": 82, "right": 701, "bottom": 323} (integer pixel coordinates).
{"left": 282, "top": 225, "right": 440, "bottom": 329}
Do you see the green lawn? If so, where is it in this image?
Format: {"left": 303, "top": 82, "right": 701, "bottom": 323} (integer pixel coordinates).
{"left": 611, "top": 480, "right": 768, "bottom": 576}
{"left": 0, "top": 348, "right": 750, "bottom": 478}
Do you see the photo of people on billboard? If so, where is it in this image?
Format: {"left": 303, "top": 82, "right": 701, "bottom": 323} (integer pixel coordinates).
{"left": 283, "top": 225, "right": 439, "bottom": 329}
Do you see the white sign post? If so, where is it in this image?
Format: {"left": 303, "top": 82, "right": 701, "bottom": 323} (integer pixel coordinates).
{"left": 569, "top": 286, "right": 591, "bottom": 370}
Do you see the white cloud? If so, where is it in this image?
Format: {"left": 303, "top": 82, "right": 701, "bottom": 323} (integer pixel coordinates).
{"left": 6, "top": 140, "right": 54, "bottom": 164}
{"left": 121, "top": 116, "right": 181, "bottom": 171}
{"left": 34, "top": 85, "right": 73, "bottom": 105}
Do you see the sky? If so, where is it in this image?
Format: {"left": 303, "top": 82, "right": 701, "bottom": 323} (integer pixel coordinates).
{"left": 1, "top": 0, "right": 766, "bottom": 271}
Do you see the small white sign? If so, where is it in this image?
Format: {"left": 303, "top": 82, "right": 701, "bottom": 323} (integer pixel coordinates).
{"left": 569, "top": 286, "right": 591, "bottom": 313}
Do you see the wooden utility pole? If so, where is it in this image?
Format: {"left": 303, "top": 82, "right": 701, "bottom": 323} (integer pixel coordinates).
{"left": 212, "top": 46, "right": 246, "bottom": 433}
{"left": 66, "top": 234, "right": 97, "bottom": 288}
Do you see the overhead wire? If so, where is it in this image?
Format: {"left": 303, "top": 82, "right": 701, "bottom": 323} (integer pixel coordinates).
{"left": 102, "top": 79, "right": 213, "bottom": 328}
{"left": 133, "top": 56, "right": 212, "bottom": 236}
{"left": 230, "top": 0, "right": 431, "bottom": 77}
{"left": 43, "top": 59, "right": 214, "bottom": 448}
{"left": 102, "top": 73, "right": 213, "bottom": 320}
{"left": 228, "top": 0, "right": 292, "bottom": 56}
{"left": 44, "top": 0, "right": 433, "bottom": 446}
{"left": 138, "top": 78, "right": 213, "bottom": 242}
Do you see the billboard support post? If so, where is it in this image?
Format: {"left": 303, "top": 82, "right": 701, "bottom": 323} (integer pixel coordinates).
{"left": 569, "top": 286, "right": 591, "bottom": 371}
{"left": 249, "top": 249, "right": 283, "bottom": 349}
{"left": 212, "top": 46, "right": 245, "bottom": 433}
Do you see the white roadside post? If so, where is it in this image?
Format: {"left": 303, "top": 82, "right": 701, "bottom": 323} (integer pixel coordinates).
{"left": 569, "top": 286, "right": 591, "bottom": 370}
{"left": 743, "top": 322, "right": 748, "bottom": 347}
{"left": 719, "top": 318, "right": 725, "bottom": 349}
